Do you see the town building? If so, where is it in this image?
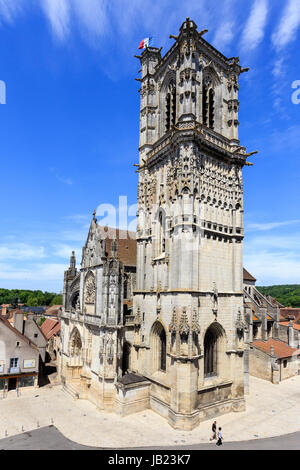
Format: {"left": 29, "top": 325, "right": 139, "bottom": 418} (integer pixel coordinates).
{"left": 243, "top": 270, "right": 300, "bottom": 383}
{"left": 13, "top": 311, "right": 47, "bottom": 363}
{"left": 0, "top": 316, "right": 39, "bottom": 394}
{"left": 41, "top": 318, "right": 61, "bottom": 361}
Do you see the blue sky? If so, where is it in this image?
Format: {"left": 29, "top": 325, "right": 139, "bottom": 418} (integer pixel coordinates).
{"left": 0, "top": 0, "right": 299, "bottom": 292}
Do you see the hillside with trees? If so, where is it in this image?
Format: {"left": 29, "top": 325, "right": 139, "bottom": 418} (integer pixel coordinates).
{"left": 257, "top": 285, "right": 300, "bottom": 308}
{"left": 0, "top": 289, "right": 62, "bottom": 307}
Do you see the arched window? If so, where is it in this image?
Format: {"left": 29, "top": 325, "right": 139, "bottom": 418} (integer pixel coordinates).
{"left": 159, "top": 328, "right": 166, "bottom": 371}
{"left": 123, "top": 275, "right": 128, "bottom": 299}
{"left": 204, "top": 323, "right": 224, "bottom": 377}
{"left": 151, "top": 321, "right": 167, "bottom": 372}
{"left": 202, "top": 81, "right": 215, "bottom": 130}
{"left": 166, "top": 93, "right": 171, "bottom": 131}
{"left": 69, "top": 328, "right": 82, "bottom": 357}
{"left": 209, "top": 88, "right": 215, "bottom": 129}
{"left": 122, "top": 342, "right": 131, "bottom": 375}
{"left": 71, "top": 291, "right": 79, "bottom": 310}
{"left": 202, "top": 84, "right": 208, "bottom": 126}
{"left": 158, "top": 211, "right": 166, "bottom": 254}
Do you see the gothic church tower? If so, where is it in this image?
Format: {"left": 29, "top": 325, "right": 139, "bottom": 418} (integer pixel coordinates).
{"left": 132, "top": 18, "right": 252, "bottom": 429}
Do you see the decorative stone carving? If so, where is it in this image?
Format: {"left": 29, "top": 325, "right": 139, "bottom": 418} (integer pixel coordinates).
{"left": 169, "top": 307, "right": 178, "bottom": 333}
{"left": 84, "top": 272, "right": 96, "bottom": 304}
{"left": 191, "top": 309, "right": 200, "bottom": 334}
{"left": 134, "top": 307, "right": 142, "bottom": 328}
{"left": 179, "top": 308, "right": 190, "bottom": 336}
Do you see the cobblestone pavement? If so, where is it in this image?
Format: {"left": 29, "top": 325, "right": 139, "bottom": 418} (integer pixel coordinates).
{"left": 0, "top": 375, "right": 300, "bottom": 449}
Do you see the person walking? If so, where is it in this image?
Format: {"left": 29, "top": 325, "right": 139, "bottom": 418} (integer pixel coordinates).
{"left": 216, "top": 427, "right": 223, "bottom": 446}
{"left": 210, "top": 420, "right": 217, "bottom": 441}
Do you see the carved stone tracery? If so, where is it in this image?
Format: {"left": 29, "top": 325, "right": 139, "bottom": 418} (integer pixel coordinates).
{"left": 84, "top": 272, "right": 96, "bottom": 304}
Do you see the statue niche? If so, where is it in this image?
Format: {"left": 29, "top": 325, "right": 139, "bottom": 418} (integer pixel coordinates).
{"left": 84, "top": 271, "right": 96, "bottom": 314}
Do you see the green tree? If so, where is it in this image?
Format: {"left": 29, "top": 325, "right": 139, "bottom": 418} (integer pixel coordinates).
{"left": 50, "top": 294, "right": 63, "bottom": 306}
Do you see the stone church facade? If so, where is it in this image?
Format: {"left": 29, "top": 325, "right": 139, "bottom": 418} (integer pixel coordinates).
{"left": 58, "top": 18, "right": 254, "bottom": 429}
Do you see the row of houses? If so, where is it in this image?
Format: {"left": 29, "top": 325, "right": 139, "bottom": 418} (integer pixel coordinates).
{"left": 0, "top": 310, "right": 60, "bottom": 395}
{"left": 243, "top": 269, "right": 300, "bottom": 385}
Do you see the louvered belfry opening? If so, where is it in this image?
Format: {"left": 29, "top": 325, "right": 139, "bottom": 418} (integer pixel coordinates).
{"left": 203, "top": 85, "right": 215, "bottom": 129}
{"left": 165, "top": 83, "right": 176, "bottom": 132}
{"left": 202, "top": 83, "right": 208, "bottom": 126}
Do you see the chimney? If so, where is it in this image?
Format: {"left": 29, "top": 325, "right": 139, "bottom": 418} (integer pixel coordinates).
{"left": 13, "top": 311, "right": 24, "bottom": 334}
{"left": 288, "top": 320, "right": 295, "bottom": 348}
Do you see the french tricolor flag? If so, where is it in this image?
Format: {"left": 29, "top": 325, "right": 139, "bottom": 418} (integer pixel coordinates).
{"left": 138, "top": 37, "right": 153, "bottom": 50}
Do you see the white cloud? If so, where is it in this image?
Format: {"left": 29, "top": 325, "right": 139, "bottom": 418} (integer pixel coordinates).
{"left": 0, "top": 0, "right": 25, "bottom": 24}
{"left": 213, "top": 21, "right": 235, "bottom": 50}
{"left": 55, "top": 174, "right": 73, "bottom": 185}
{"left": 63, "top": 214, "right": 90, "bottom": 223}
{"left": 0, "top": 244, "right": 46, "bottom": 260}
{"left": 50, "top": 168, "right": 73, "bottom": 185}
{"left": 272, "top": 0, "right": 300, "bottom": 50}
{"left": 0, "top": 262, "right": 65, "bottom": 279}
{"left": 40, "top": 0, "right": 70, "bottom": 41}
{"left": 53, "top": 244, "right": 81, "bottom": 259}
{"left": 60, "top": 230, "right": 87, "bottom": 243}
{"left": 246, "top": 234, "right": 300, "bottom": 251}
{"left": 240, "top": 0, "right": 269, "bottom": 51}
{"left": 73, "top": 0, "right": 108, "bottom": 38}
{"left": 244, "top": 250, "right": 300, "bottom": 285}
{"left": 244, "top": 232, "right": 300, "bottom": 284}
{"left": 272, "top": 57, "right": 285, "bottom": 78}
{"left": 247, "top": 220, "right": 300, "bottom": 231}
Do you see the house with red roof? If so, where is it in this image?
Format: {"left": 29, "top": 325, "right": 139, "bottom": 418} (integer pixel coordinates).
{"left": 41, "top": 318, "right": 61, "bottom": 360}
{"left": 242, "top": 268, "right": 300, "bottom": 384}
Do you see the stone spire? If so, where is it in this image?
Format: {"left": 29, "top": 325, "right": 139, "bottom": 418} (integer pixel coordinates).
{"left": 70, "top": 251, "right": 76, "bottom": 270}
{"left": 64, "top": 250, "right": 77, "bottom": 280}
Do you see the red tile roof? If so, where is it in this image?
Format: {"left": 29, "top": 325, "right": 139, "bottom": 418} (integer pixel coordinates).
{"left": 280, "top": 308, "right": 300, "bottom": 322}
{"left": 45, "top": 305, "right": 62, "bottom": 317}
{"left": 99, "top": 227, "right": 137, "bottom": 267}
{"left": 253, "top": 339, "right": 300, "bottom": 359}
{"left": 41, "top": 318, "right": 61, "bottom": 340}
{"left": 280, "top": 322, "right": 300, "bottom": 331}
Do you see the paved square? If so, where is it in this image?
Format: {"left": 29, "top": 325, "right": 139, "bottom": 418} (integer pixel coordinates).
{"left": 0, "top": 375, "right": 300, "bottom": 448}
